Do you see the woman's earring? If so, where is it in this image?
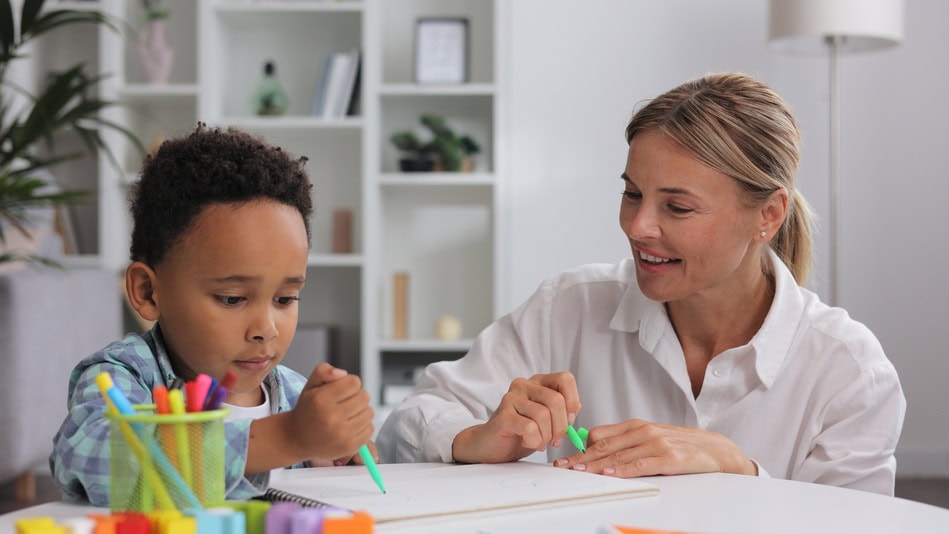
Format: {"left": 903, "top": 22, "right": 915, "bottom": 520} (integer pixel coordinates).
{"left": 760, "top": 231, "right": 767, "bottom": 238}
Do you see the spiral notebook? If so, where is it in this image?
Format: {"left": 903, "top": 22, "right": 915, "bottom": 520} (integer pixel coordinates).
{"left": 261, "top": 461, "right": 659, "bottom": 523}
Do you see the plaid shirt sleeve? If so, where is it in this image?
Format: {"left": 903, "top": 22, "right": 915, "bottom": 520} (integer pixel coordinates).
{"left": 50, "top": 331, "right": 311, "bottom": 505}
{"left": 49, "top": 334, "right": 160, "bottom": 506}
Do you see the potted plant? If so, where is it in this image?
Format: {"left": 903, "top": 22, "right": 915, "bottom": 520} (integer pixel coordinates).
{"left": 389, "top": 113, "right": 480, "bottom": 172}
{"left": 390, "top": 130, "right": 435, "bottom": 172}
{"left": 1, "top": 0, "right": 142, "bottom": 267}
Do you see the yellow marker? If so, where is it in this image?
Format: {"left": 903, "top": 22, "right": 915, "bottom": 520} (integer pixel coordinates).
{"left": 167, "top": 388, "right": 194, "bottom": 491}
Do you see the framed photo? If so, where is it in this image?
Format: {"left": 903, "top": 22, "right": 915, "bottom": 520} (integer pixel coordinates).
{"left": 414, "top": 18, "right": 468, "bottom": 84}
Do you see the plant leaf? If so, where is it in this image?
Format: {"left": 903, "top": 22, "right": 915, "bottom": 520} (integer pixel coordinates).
{"left": 19, "top": 0, "right": 45, "bottom": 38}
{"left": 0, "top": 0, "right": 15, "bottom": 60}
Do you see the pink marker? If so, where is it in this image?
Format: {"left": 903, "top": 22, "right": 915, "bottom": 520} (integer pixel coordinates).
{"left": 187, "top": 373, "right": 213, "bottom": 412}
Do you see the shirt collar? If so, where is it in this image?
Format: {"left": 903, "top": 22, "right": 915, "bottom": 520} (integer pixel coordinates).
{"left": 146, "top": 323, "right": 181, "bottom": 388}
{"left": 610, "top": 249, "right": 806, "bottom": 389}
{"left": 747, "top": 249, "right": 806, "bottom": 388}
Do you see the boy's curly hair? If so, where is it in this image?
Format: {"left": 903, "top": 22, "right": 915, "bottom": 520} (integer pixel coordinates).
{"left": 129, "top": 123, "right": 313, "bottom": 266}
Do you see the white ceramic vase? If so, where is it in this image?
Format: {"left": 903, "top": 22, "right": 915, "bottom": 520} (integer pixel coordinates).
{"left": 138, "top": 20, "right": 174, "bottom": 84}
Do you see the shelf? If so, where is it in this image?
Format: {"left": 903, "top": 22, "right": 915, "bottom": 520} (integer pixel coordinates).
{"left": 379, "top": 339, "right": 475, "bottom": 352}
{"left": 60, "top": 254, "right": 103, "bottom": 270}
{"left": 221, "top": 116, "right": 364, "bottom": 130}
{"left": 379, "top": 173, "right": 494, "bottom": 186}
{"left": 44, "top": 1, "right": 102, "bottom": 12}
{"left": 214, "top": 1, "right": 364, "bottom": 14}
{"left": 380, "top": 84, "right": 495, "bottom": 96}
{"left": 119, "top": 84, "right": 200, "bottom": 100}
{"left": 307, "top": 253, "right": 363, "bottom": 267}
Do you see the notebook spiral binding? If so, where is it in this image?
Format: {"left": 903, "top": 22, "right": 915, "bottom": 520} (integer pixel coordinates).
{"left": 260, "top": 487, "right": 348, "bottom": 510}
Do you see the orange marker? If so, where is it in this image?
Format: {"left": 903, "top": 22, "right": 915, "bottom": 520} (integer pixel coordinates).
{"left": 153, "top": 386, "right": 170, "bottom": 415}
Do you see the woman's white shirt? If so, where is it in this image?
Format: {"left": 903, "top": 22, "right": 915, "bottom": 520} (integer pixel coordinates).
{"left": 376, "top": 250, "right": 906, "bottom": 496}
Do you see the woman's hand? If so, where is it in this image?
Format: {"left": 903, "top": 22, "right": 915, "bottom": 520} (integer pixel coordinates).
{"left": 452, "top": 372, "right": 581, "bottom": 464}
{"left": 552, "top": 419, "right": 757, "bottom": 477}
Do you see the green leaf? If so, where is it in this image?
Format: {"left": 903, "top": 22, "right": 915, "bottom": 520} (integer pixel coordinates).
{"left": 0, "top": 0, "right": 14, "bottom": 60}
{"left": 19, "top": 0, "right": 45, "bottom": 37}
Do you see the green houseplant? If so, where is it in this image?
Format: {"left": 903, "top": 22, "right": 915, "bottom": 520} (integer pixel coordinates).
{"left": 390, "top": 113, "right": 480, "bottom": 172}
{"left": 0, "top": 0, "right": 140, "bottom": 266}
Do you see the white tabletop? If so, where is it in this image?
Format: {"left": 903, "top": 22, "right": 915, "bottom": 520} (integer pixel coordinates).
{"left": 3, "top": 473, "right": 948, "bottom": 534}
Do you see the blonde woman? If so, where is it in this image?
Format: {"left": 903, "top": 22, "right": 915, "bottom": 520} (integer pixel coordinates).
{"left": 378, "top": 73, "right": 905, "bottom": 496}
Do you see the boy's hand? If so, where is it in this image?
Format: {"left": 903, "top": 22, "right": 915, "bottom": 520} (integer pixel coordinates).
{"left": 289, "top": 363, "right": 374, "bottom": 462}
{"left": 308, "top": 440, "right": 379, "bottom": 467}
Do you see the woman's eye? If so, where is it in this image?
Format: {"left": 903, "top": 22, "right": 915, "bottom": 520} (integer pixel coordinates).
{"left": 275, "top": 296, "right": 300, "bottom": 306}
{"left": 216, "top": 295, "right": 244, "bottom": 306}
{"left": 668, "top": 204, "right": 693, "bottom": 214}
{"left": 622, "top": 190, "right": 641, "bottom": 201}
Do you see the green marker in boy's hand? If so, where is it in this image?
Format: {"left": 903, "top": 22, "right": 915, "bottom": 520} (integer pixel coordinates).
{"left": 566, "top": 425, "right": 586, "bottom": 453}
{"left": 315, "top": 363, "right": 386, "bottom": 493}
{"left": 358, "top": 445, "right": 386, "bottom": 494}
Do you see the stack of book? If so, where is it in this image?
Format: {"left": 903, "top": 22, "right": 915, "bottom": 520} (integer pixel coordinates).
{"left": 311, "top": 49, "right": 361, "bottom": 119}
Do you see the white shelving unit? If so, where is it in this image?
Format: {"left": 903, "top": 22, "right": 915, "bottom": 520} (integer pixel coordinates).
{"left": 366, "top": 0, "right": 503, "bottom": 407}
{"left": 36, "top": 0, "right": 505, "bottom": 409}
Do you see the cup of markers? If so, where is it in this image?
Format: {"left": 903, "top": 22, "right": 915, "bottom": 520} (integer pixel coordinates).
{"left": 98, "top": 371, "right": 234, "bottom": 512}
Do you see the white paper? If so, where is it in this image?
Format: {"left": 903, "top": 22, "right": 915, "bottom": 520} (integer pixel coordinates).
{"left": 269, "top": 462, "right": 659, "bottom": 523}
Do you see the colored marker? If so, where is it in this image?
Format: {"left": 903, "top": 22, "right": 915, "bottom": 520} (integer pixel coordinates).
{"left": 202, "top": 377, "right": 219, "bottom": 410}
{"left": 153, "top": 386, "right": 170, "bottom": 415}
{"left": 185, "top": 373, "right": 211, "bottom": 412}
{"left": 577, "top": 426, "right": 589, "bottom": 444}
{"left": 358, "top": 445, "right": 386, "bottom": 494}
{"left": 167, "top": 388, "right": 193, "bottom": 486}
{"left": 220, "top": 370, "right": 238, "bottom": 391}
{"left": 205, "top": 386, "right": 229, "bottom": 410}
{"left": 566, "top": 425, "right": 586, "bottom": 453}
{"left": 102, "top": 380, "right": 201, "bottom": 508}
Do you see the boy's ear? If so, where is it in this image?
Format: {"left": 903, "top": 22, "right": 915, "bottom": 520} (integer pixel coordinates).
{"left": 125, "top": 261, "right": 160, "bottom": 321}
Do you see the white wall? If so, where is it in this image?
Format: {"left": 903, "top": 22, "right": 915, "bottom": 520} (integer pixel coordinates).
{"left": 504, "top": 0, "right": 949, "bottom": 476}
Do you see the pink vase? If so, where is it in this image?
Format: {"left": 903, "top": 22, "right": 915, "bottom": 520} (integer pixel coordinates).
{"left": 138, "top": 20, "right": 174, "bottom": 84}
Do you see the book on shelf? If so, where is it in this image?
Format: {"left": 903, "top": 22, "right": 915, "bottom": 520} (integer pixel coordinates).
{"left": 310, "top": 53, "right": 334, "bottom": 117}
{"left": 311, "top": 49, "right": 361, "bottom": 119}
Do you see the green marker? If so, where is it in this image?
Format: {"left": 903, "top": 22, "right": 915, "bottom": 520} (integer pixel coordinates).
{"left": 566, "top": 425, "right": 586, "bottom": 453}
{"left": 358, "top": 445, "right": 386, "bottom": 493}
{"left": 577, "top": 426, "right": 589, "bottom": 444}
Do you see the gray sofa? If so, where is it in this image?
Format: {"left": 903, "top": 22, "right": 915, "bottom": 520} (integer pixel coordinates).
{"left": 0, "top": 264, "right": 121, "bottom": 501}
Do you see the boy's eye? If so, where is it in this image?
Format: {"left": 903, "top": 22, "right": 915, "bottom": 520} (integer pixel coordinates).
{"left": 275, "top": 296, "right": 300, "bottom": 306}
{"left": 216, "top": 295, "right": 245, "bottom": 306}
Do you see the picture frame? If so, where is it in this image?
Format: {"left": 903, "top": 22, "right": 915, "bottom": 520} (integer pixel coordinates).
{"left": 414, "top": 18, "right": 469, "bottom": 84}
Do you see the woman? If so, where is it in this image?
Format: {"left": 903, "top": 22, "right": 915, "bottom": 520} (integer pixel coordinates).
{"left": 377, "top": 73, "right": 905, "bottom": 495}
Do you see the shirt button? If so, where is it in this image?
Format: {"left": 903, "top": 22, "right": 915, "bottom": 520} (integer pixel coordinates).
{"left": 712, "top": 368, "right": 724, "bottom": 377}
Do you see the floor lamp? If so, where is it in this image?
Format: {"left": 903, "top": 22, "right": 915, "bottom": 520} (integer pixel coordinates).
{"left": 768, "top": 0, "right": 903, "bottom": 306}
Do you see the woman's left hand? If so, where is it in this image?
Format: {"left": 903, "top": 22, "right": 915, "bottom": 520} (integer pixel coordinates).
{"left": 552, "top": 419, "right": 757, "bottom": 477}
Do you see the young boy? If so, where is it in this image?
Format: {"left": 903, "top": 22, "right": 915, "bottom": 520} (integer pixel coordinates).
{"left": 49, "top": 125, "right": 375, "bottom": 506}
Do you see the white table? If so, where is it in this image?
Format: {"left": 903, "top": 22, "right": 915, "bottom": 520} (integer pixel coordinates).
{"left": 3, "top": 473, "right": 948, "bottom": 533}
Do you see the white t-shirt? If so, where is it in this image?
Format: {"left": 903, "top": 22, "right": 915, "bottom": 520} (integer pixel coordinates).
{"left": 377, "top": 250, "right": 905, "bottom": 496}
{"left": 223, "top": 384, "right": 271, "bottom": 422}
{"left": 223, "top": 385, "right": 287, "bottom": 481}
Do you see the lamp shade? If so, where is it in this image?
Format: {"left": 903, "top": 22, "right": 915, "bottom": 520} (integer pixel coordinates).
{"left": 769, "top": 0, "right": 904, "bottom": 54}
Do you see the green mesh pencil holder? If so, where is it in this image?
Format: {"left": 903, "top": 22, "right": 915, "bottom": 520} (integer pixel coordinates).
{"left": 106, "top": 405, "right": 228, "bottom": 512}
